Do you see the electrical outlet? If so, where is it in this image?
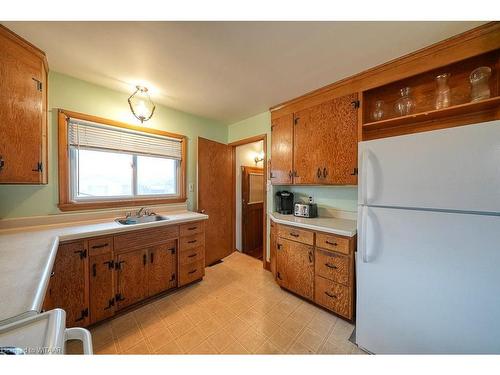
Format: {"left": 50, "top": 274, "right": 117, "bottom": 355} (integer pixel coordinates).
{"left": 189, "top": 183, "right": 194, "bottom": 192}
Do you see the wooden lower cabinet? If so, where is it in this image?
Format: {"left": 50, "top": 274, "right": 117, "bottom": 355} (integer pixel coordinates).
{"left": 45, "top": 240, "right": 89, "bottom": 327}
{"left": 273, "top": 221, "right": 356, "bottom": 321}
{"left": 148, "top": 242, "right": 177, "bottom": 296}
{"left": 276, "top": 238, "right": 314, "bottom": 301}
{"left": 43, "top": 221, "right": 206, "bottom": 327}
{"left": 269, "top": 220, "right": 277, "bottom": 278}
{"left": 89, "top": 252, "right": 115, "bottom": 324}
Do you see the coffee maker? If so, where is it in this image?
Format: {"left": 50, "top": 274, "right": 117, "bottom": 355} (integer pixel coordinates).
{"left": 275, "top": 191, "right": 294, "bottom": 214}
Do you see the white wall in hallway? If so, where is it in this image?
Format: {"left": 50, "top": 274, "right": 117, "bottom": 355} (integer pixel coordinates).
{"left": 235, "top": 140, "right": 264, "bottom": 251}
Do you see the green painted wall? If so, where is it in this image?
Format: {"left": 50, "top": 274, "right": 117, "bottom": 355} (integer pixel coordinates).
{"left": 0, "top": 72, "right": 227, "bottom": 219}
{"left": 227, "top": 111, "right": 358, "bottom": 214}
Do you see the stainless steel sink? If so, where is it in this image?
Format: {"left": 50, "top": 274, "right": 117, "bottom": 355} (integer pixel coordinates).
{"left": 115, "top": 215, "right": 169, "bottom": 225}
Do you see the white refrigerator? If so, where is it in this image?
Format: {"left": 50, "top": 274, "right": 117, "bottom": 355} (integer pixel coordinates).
{"left": 356, "top": 120, "right": 500, "bottom": 354}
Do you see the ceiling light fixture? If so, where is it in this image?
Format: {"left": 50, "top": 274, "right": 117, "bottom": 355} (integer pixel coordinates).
{"left": 128, "top": 86, "right": 156, "bottom": 123}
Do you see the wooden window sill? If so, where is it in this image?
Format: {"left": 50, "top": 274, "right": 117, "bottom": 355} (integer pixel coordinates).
{"left": 58, "top": 197, "right": 187, "bottom": 212}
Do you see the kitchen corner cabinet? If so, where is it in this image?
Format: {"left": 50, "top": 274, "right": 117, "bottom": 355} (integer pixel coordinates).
{"left": 43, "top": 221, "right": 205, "bottom": 327}
{"left": 0, "top": 25, "right": 48, "bottom": 184}
{"left": 270, "top": 93, "right": 358, "bottom": 186}
{"left": 272, "top": 222, "right": 356, "bottom": 321}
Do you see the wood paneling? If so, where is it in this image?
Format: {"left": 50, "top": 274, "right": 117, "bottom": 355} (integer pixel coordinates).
{"left": 269, "top": 219, "right": 277, "bottom": 278}
{"left": 315, "top": 276, "right": 351, "bottom": 319}
{"left": 148, "top": 242, "right": 177, "bottom": 296}
{"left": 56, "top": 109, "right": 187, "bottom": 211}
{"left": 197, "top": 137, "right": 233, "bottom": 266}
{"left": 278, "top": 225, "right": 314, "bottom": 246}
{"left": 50, "top": 241, "right": 88, "bottom": 327}
{"left": 0, "top": 25, "right": 47, "bottom": 184}
{"left": 276, "top": 238, "right": 314, "bottom": 301}
{"left": 316, "top": 232, "right": 351, "bottom": 255}
{"left": 114, "top": 225, "right": 179, "bottom": 252}
{"left": 89, "top": 252, "right": 115, "bottom": 324}
{"left": 315, "top": 248, "right": 350, "bottom": 286}
{"left": 116, "top": 249, "right": 148, "bottom": 310}
{"left": 241, "top": 166, "right": 264, "bottom": 256}
{"left": 270, "top": 114, "right": 294, "bottom": 184}
{"left": 271, "top": 23, "right": 500, "bottom": 119}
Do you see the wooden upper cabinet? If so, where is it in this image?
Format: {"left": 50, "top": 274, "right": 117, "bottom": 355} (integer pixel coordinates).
{"left": 0, "top": 25, "right": 48, "bottom": 184}
{"left": 147, "top": 241, "right": 177, "bottom": 297}
{"left": 270, "top": 113, "right": 293, "bottom": 184}
{"left": 293, "top": 93, "right": 358, "bottom": 185}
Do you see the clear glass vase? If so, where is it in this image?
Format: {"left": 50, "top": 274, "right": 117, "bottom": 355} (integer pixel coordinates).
{"left": 470, "top": 66, "right": 492, "bottom": 102}
{"left": 394, "top": 87, "right": 415, "bottom": 116}
{"left": 435, "top": 73, "right": 451, "bottom": 109}
{"left": 371, "top": 100, "right": 385, "bottom": 121}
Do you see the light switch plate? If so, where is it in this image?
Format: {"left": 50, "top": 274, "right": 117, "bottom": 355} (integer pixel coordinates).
{"left": 189, "top": 183, "right": 194, "bottom": 192}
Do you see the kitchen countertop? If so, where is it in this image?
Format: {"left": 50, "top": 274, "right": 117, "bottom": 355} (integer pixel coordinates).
{"left": 0, "top": 210, "right": 208, "bottom": 325}
{"left": 269, "top": 212, "right": 357, "bottom": 237}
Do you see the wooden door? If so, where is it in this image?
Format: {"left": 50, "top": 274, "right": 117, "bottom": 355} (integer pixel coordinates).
{"left": 241, "top": 166, "right": 264, "bottom": 258}
{"left": 270, "top": 114, "right": 293, "bottom": 184}
{"left": 293, "top": 105, "right": 323, "bottom": 184}
{"left": 50, "top": 241, "right": 89, "bottom": 327}
{"left": 276, "top": 238, "right": 314, "bottom": 300}
{"left": 321, "top": 93, "right": 358, "bottom": 185}
{"left": 89, "top": 253, "right": 115, "bottom": 324}
{"left": 198, "top": 137, "right": 233, "bottom": 266}
{"left": 0, "top": 27, "right": 46, "bottom": 183}
{"left": 116, "top": 249, "right": 148, "bottom": 310}
{"left": 148, "top": 241, "right": 177, "bottom": 296}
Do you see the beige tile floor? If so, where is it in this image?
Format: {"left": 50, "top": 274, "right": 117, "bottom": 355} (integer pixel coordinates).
{"left": 80, "top": 251, "right": 364, "bottom": 355}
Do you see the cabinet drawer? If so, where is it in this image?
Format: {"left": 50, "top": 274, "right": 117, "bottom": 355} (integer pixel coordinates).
{"left": 180, "top": 233, "right": 205, "bottom": 251}
{"left": 316, "top": 232, "right": 350, "bottom": 255}
{"left": 114, "top": 225, "right": 179, "bottom": 251}
{"left": 315, "top": 248, "right": 350, "bottom": 286}
{"left": 179, "top": 246, "right": 205, "bottom": 265}
{"left": 278, "top": 225, "right": 314, "bottom": 245}
{"left": 180, "top": 221, "right": 204, "bottom": 237}
{"left": 315, "top": 276, "right": 351, "bottom": 319}
{"left": 88, "top": 236, "right": 113, "bottom": 256}
{"left": 179, "top": 259, "right": 205, "bottom": 286}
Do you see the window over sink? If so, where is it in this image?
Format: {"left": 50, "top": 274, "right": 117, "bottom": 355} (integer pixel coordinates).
{"left": 58, "top": 110, "right": 186, "bottom": 211}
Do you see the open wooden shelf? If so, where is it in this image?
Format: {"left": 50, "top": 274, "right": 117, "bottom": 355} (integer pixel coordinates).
{"left": 363, "top": 96, "right": 500, "bottom": 131}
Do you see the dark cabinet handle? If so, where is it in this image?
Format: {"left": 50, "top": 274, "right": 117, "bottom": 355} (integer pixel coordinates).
{"left": 104, "top": 298, "right": 115, "bottom": 310}
{"left": 50, "top": 271, "right": 55, "bottom": 277}
{"left": 188, "top": 269, "right": 197, "bottom": 274}
{"left": 188, "top": 240, "right": 197, "bottom": 244}
{"left": 324, "top": 263, "right": 337, "bottom": 269}
{"left": 325, "top": 240, "right": 338, "bottom": 246}
{"left": 187, "top": 227, "right": 197, "bottom": 231}
{"left": 323, "top": 168, "right": 328, "bottom": 178}
{"left": 308, "top": 251, "right": 313, "bottom": 263}
{"left": 143, "top": 254, "right": 147, "bottom": 265}
{"left": 0, "top": 156, "right": 4, "bottom": 171}
{"left": 91, "top": 243, "right": 109, "bottom": 249}
{"left": 104, "top": 260, "right": 114, "bottom": 269}
{"left": 115, "top": 260, "right": 125, "bottom": 270}
{"left": 188, "top": 253, "right": 197, "bottom": 258}
{"left": 289, "top": 233, "right": 299, "bottom": 238}
{"left": 92, "top": 263, "right": 97, "bottom": 277}
{"left": 350, "top": 168, "right": 358, "bottom": 176}
{"left": 317, "top": 168, "right": 321, "bottom": 178}
{"left": 325, "top": 291, "right": 338, "bottom": 299}
{"left": 288, "top": 170, "right": 293, "bottom": 179}
{"left": 150, "top": 252, "right": 154, "bottom": 263}
{"left": 74, "top": 249, "right": 87, "bottom": 259}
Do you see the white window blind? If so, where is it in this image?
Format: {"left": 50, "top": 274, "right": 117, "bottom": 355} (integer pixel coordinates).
{"left": 68, "top": 118, "right": 182, "bottom": 160}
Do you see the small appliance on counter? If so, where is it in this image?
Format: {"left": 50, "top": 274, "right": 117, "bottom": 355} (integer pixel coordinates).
{"left": 294, "top": 196, "right": 318, "bottom": 218}
{"left": 275, "top": 191, "right": 294, "bottom": 214}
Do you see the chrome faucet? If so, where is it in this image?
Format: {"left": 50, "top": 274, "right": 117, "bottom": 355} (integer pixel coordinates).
{"left": 136, "top": 207, "right": 148, "bottom": 217}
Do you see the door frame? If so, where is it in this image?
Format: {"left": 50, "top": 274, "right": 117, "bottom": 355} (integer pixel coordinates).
{"left": 229, "top": 134, "right": 268, "bottom": 269}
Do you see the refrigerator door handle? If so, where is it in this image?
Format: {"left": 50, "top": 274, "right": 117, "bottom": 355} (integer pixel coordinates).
{"left": 360, "top": 149, "right": 368, "bottom": 205}
{"left": 359, "top": 205, "right": 369, "bottom": 263}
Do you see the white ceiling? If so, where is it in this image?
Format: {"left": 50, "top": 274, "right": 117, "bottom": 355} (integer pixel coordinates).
{"left": 2, "top": 21, "right": 485, "bottom": 124}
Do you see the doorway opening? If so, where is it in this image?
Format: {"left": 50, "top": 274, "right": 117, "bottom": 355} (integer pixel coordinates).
{"left": 230, "top": 135, "right": 267, "bottom": 266}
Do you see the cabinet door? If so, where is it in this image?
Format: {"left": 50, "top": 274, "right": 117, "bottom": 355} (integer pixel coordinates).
{"left": 270, "top": 114, "right": 294, "bottom": 184}
{"left": 276, "top": 238, "right": 314, "bottom": 300}
{"left": 293, "top": 104, "right": 323, "bottom": 184}
{"left": 293, "top": 94, "right": 358, "bottom": 185}
{"left": 116, "top": 249, "right": 148, "bottom": 310}
{"left": 270, "top": 220, "right": 277, "bottom": 278}
{"left": 89, "top": 253, "right": 115, "bottom": 324}
{"left": 322, "top": 93, "right": 358, "bottom": 185}
{"left": 50, "top": 241, "right": 88, "bottom": 327}
{"left": 0, "top": 28, "right": 47, "bottom": 183}
{"left": 148, "top": 241, "right": 177, "bottom": 297}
